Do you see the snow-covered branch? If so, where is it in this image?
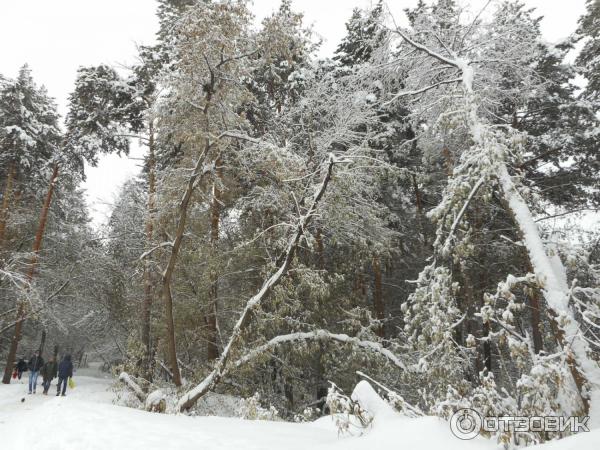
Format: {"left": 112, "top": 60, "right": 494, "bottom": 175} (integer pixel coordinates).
{"left": 439, "top": 176, "right": 485, "bottom": 255}
{"left": 138, "top": 241, "right": 174, "bottom": 261}
{"left": 232, "top": 330, "right": 407, "bottom": 372}
{"left": 383, "top": 77, "right": 462, "bottom": 106}
{"left": 119, "top": 371, "right": 146, "bottom": 403}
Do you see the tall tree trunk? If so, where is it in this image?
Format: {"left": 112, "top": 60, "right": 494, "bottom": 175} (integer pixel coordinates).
{"left": 2, "top": 163, "right": 59, "bottom": 384}
{"left": 315, "top": 228, "right": 324, "bottom": 270}
{"left": 160, "top": 137, "right": 213, "bottom": 387}
{"left": 207, "top": 157, "right": 222, "bottom": 361}
{"left": 0, "top": 162, "right": 16, "bottom": 246}
{"left": 38, "top": 329, "right": 47, "bottom": 355}
{"left": 372, "top": 255, "right": 385, "bottom": 338}
{"left": 141, "top": 122, "right": 156, "bottom": 381}
{"left": 411, "top": 174, "right": 428, "bottom": 246}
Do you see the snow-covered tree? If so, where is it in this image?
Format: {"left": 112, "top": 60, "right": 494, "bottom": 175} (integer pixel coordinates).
{"left": 576, "top": 0, "right": 600, "bottom": 104}
{"left": 384, "top": 0, "right": 600, "bottom": 419}
{"left": 0, "top": 65, "right": 61, "bottom": 245}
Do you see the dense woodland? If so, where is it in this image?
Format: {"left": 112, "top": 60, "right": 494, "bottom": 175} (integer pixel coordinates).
{"left": 1, "top": 0, "right": 599, "bottom": 445}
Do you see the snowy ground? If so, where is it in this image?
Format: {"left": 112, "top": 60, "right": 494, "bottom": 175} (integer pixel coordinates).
{"left": 0, "top": 365, "right": 598, "bottom": 450}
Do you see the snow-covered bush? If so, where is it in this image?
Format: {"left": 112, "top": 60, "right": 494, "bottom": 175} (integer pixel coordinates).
{"left": 238, "top": 393, "right": 280, "bottom": 421}
{"left": 326, "top": 382, "right": 373, "bottom": 436}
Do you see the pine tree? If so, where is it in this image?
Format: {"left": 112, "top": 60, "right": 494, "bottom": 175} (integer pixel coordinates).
{"left": 0, "top": 65, "right": 61, "bottom": 245}
{"left": 386, "top": 0, "right": 600, "bottom": 417}
{"left": 576, "top": 0, "right": 600, "bottom": 103}
{"left": 490, "top": 2, "right": 600, "bottom": 208}
{"left": 0, "top": 65, "right": 64, "bottom": 384}
{"left": 64, "top": 64, "right": 144, "bottom": 168}
{"left": 2, "top": 63, "right": 144, "bottom": 385}
{"left": 334, "top": 1, "right": 385, "bottom": 66}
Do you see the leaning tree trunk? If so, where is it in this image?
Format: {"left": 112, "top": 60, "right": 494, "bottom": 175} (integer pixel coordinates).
{"left": 0, "top": 161, "right": 16, "bottom": 246}
{"left": 141, "top": 121, "right": 157, "bottom": 382}
{"left": 177, "top": 155, "right": 336, "bottom": 412}
{"left": 2, "top": 163, "right": 59, "bottom": 384}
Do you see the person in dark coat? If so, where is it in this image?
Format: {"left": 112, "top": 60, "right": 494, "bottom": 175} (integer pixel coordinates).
{"left": 56, "top": 354, "right": 73, "bottom": 397}
{"left": 16, "top": 358, "right": 27, "bottom": 380}
{"left": 27, "top": 350, "right": 44, "bottom": 394}
{"left": 41, "top": 356, "right": 58, "bottom": 395}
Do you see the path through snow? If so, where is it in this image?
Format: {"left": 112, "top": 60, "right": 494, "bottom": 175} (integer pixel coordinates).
{"left": 0, "top": 364, "right": 598, "bottom": 450}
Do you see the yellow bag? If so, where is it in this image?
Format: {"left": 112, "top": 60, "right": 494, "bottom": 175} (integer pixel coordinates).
{"left": 68, "top": 378, "right": 75, "bottom": 389}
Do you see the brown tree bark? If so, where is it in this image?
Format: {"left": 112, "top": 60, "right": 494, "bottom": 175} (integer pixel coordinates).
{"left": 38, "top": 329, "right": 47, "bottom": 355}
{"left": 315, "top": 228, "right": 324, "bottom": 270}
{"left": 160, "top": 135, "right": 214, "bottom": 387}
{"left": 411, "top": 174, "right": 428, "bottom": 246}
{"left": 2, "top": 163, "right": 59, "bottom": 384}
{"left": 527, "top": 260, "right": 544, "bottom": 355}
{"left": 0, "top": 162, "right": 16, "bottom": 246}
{"left": 207, "top": 157, "right": 222, "bottom": 361}
{"left": 141, "top": 121, "right": 156, "bottom": 381}
{"left": 529, "top": 292, "right": 543, "bottom": 354}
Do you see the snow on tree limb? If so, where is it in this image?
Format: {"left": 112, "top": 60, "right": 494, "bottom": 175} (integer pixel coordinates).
{"left": 498, "top": 164, "right": 600, "bottom": 399}
{"left": 383, "top": 77, "right": 462, "bottom": 106}
{"left": 138, "top": 241, "right": 174, "bottom": 261}
{"left": 232, "top": 330, "right": 407, "bottom": 372}
{"left": 356, "top": 371, "right": 424, "bottom": 417}
{"left": 119, "top": 372, "right": 146, "bottom": 403}
{"left": 390, "top": 27, "right": 461, "bottom": 69}
{"left": 440, "top": 176, "right": 485, "bottom": 256}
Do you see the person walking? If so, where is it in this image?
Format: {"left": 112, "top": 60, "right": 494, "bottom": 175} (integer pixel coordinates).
{"left": 56, "top": 354, "right": 73, "bottom": 397}
{"left": 41, "top": 356, "right": 58, "bottom": 395}
{"left": 16, "top": 358, "right": 27, "bottom": 380}
{"left": 27, "top": 350, "right": 44, "bottom": 394}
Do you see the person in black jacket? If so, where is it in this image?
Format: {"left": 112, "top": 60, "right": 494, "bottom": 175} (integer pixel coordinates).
{"left": 56, "top": 354, "right": 73, "bottom": 397}
{"left": 16, "top": 358, "right": 27, "bottom": 380}
{"left": 27, "top": 350, "right": 44, "bottom": 394}
{"left": 41, "top": 356, "right": 58, "bottom": 395}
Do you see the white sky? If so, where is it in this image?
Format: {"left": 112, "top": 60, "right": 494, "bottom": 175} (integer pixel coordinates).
{"left": 0, "top": 0, "right": 589, "bottom": 228}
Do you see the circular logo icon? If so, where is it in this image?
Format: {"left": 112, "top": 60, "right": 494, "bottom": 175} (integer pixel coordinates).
{"left": 450, "top": 408, "right": 482, "bottom": 440}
